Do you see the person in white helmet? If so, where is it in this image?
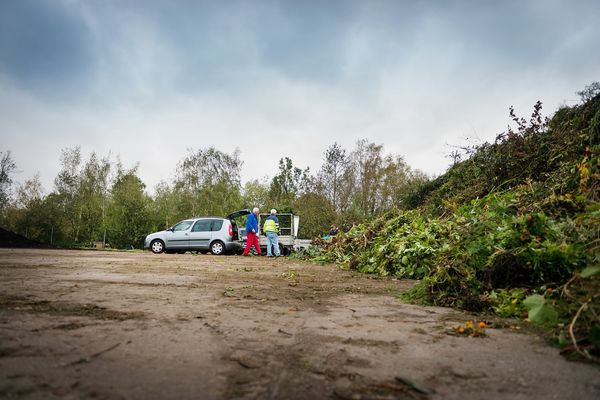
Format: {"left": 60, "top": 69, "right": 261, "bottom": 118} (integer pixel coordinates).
{"left": 263, "top": 209, "right": 281, "bottom": 257}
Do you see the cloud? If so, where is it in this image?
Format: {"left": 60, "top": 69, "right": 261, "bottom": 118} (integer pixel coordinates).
{"left": 0, "top": 0, "right": 598, "bottom": 194}
{"left": 0, "top": 0, "right": 94, "bottom": 98}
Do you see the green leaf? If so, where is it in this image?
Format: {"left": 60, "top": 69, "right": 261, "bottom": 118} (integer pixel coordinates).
{"left": 580, "top": 265, "right": 600, "bottom": 278}
{"left": 522, "top": 294, "right": 558, "bottom": 325}
{"left": 522, "top": 294, "right": 544, "bottom": 309}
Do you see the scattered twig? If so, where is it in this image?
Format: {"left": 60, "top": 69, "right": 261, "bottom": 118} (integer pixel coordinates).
{"left": 277, "top": 328, "right": 293, "bottom": 336}
{"left": 394, "top": 376, "right": 433, "bottom": 395}
{"left": 561, "top": 273, "right": 579, "bottom": 300}
{"left": 67, "top": 343, "right": 121, "bottom": 366}
{"left": 569, "top": 299, "right": 592, "bottom": 360}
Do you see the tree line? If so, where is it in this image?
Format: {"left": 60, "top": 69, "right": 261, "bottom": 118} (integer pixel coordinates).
{"left": 0, "top": 140, "right": 427, "bottom": 248}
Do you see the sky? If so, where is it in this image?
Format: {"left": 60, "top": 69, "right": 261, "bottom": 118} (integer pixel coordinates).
{"left": 1, "top": 0, "right": 599, "bottom": 194}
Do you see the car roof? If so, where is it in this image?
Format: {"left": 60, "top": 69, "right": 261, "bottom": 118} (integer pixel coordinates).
{"left": 181, "top": 217, "right": 227, "bottom": 222}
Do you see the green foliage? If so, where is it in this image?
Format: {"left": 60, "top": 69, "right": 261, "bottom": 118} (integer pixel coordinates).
{"left": 173, "top": 147, "right": 244, "bottom": 218}
{"left": 241, "top": 179, "right": 270, "bottom": 211}
{"left": 523, "top": 294, "right": 558, "bottom": 325}
{"left": 106, "top": 170, "right": 152, "bottom": 249}
{"left": 2, "top": 137, "right": 429, "bottom": 249}
{"left": 77, "top": 153, "right": 111, "bottom": 244}
{"left": 320, "top": 187, "right": 594, "bottom": 305}
{"left": 292, "top": 245, "right": 326, "bottom": 260}
{"left": 488, "top": 288, "right": 526, "bottom": 318}
{"left": 312, "top": 88, "right": 600, "bottom": 357}
{"left": 581, "top": 265, "right": 600, "bottom": 278}
{"left": 9, "top": 174, "right": 48, "bottom": 243}
{"left": 293, "top": 192, "right": 336, "bottom": 239}
{"left": 355, "top": 213, "right": 448, "bottom": 278}
{"left": 318, "top": 142, "right": 348, "bottom": 211}
{"left": 269, "top": 157, "right": 312, "bottom": 208}
{"left": 576, "top": 81, "right": 600, "bottom": 103}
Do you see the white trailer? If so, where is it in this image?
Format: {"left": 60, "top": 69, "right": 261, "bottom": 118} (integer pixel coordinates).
{"left": 230, "top": 210, "right": 303, "bottom": 255}
{"left": 257, "top": 213, "right": 300, "bottom": 255}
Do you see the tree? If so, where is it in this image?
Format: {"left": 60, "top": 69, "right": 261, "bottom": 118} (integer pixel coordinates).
{"left": 293, "top": 192, "right": 336, "bottom": 239}
{"left": 318, "top": 143, "right": 348, "bottom": 211}
{"left": 329, "top": 139, "right": 423, "bottom": 220}
{"left": 51, "top": 147, "right": 115, "bottom": 244}
{"left": 78, "top": 152, "right": 112, "bottom": 244}
{"left": 13, "top": 174, "right": 46, "bottom": 241}
{"left": 269, "top": 157, "right": 311, "bottom": 207}
{"left": 40, "top": 193, "right": 66, "bottom": 245}
{"left": 175, "top": 147, "right": 242, "bottom": 189}
{"left": 349, "top": 139, "right": 384, "bottom": 216}
{"left": 377, "top": 155, "right": 411, "bottom": 212}
{"left": 53, "top": 146, "right": 82, "bottom": 242}
{"left": 0, "top": 150, "right": 17, "bottom": 211}
{"left": 577, "top": 81, "right": 600, "bottom": 103}
{"left": 106, "top": 168, "right": 151, "bottom": 248}
{"left": 151, "top": 181, "right": 178, "bottom": 230}
{"left": 197, "top": 180, "right": 243, "bottom": 217}
{"left": 15, "top": 173, "right": 44, "bottom": 209}
{"left": 242, "top": 179, "right": 270, "bottom": 210}
{"left": 174, "top": 147, "right": 243, "bottom": 217}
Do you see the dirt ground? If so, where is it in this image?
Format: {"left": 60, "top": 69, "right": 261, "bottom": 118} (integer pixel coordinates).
{"left": 0, "top": 249, "right": 598, "bottom": 400}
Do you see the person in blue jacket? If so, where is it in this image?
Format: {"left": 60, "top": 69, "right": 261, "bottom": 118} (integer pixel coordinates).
{"left": 243, "top": 207, "right": 261, "bottom": 256}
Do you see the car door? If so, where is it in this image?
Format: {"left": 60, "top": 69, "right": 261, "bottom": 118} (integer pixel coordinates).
{"left": 165, "top": 220, "right": 194, "bottom": 249}
{"left": 210, "top": 219, "right": 225, "bottom": 242}
{"left": 189, "top": 219, "right": 212, "bottom": 250}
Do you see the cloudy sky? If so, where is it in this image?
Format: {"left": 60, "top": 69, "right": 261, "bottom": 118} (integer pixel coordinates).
{"left": 1, "top": 0, "right": 599, "bottom": 193}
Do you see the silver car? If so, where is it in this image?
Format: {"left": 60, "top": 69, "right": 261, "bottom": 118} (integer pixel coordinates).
{"left": 144, "top": 214, "right": 243, "bottom": 255}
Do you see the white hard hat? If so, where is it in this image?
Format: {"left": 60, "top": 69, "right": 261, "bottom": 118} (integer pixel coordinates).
{"left": 271, "top": 209, "right": 277, "bottom": 214}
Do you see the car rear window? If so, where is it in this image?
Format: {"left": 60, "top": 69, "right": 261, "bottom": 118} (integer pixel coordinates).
{"left": 211, "top": 219, "right": 224, "bottom": 231}
{"left": 192, "top": 219, "right": 212, "bottom": 232}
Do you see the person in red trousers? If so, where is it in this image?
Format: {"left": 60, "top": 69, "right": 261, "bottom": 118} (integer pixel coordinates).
{"left": 243, "top": 207, "right": 261, "bottom": 256}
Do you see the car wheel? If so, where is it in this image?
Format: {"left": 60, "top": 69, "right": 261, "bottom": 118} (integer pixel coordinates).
{"left": 210, "top": 240, "right": 225, "bottom": 255}
{"left": 150, "top": 239, "right": 165, "bottom": 254}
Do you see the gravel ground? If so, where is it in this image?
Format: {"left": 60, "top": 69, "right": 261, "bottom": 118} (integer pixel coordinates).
{"left": 0, "top": 248, "right": 598, "bottom": 400}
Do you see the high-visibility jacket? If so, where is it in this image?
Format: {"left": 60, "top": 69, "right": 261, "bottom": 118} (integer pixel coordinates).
{"left": 263, "top": 216, "right": 280, "bottom": 234}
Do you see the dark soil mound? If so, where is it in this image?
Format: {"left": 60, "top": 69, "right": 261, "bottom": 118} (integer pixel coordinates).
{"left": 0, "top": 227, "right": 52, "bottom": 248}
